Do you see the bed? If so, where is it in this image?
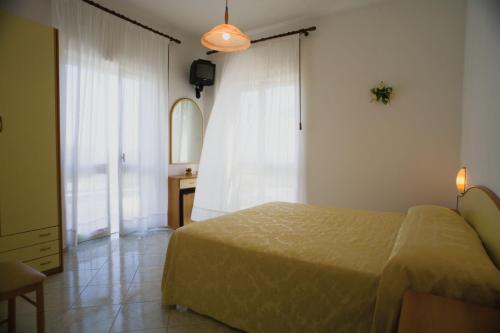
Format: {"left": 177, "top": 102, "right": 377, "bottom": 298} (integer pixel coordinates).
{"left": 161, "top": 187, "right": 500, "bottom": 333}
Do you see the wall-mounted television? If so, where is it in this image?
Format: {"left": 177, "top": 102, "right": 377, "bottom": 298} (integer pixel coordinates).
{"left": 190, "top": 59, "right": 215, "bottom": 98}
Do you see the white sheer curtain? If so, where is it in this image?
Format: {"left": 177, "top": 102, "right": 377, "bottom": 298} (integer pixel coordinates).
{"left": 192, "top": 36, "right": 301, "bottom": 220}
{"left": 54, "top": 0, "right": 169, "bottom": 246}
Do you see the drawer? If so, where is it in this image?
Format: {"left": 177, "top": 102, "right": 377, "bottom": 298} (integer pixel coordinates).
{"left": 0, "top": 240, "right": 59, "bottom": 262}
{"left": 26, "top": 254, "right": 60, "bottom": 273}
{"left": 0, "top": 226, "right": 59, "bottom": 252}
{"left": 180, "top": 178, "right": 197, "bottom": 189}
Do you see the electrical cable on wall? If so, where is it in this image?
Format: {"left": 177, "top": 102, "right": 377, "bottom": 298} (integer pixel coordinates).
{"left": 299, "top": 35, "right": 302, "bottom": 131}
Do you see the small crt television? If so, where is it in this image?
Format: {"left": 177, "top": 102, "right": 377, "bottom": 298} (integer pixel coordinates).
{"left": 190, "top": 59, "right": 215, "bottom": 86}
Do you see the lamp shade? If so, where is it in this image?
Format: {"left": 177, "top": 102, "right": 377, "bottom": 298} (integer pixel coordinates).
{"left": 456, "top": 166, "right": 467, "bottom": 194}
{"left": 201, "top": 23, "right": 250, "bottom": 52}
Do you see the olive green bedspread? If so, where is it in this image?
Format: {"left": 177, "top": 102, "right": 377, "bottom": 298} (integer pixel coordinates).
{"left": 161, "top": 203, "right": 500, "bottom": 333}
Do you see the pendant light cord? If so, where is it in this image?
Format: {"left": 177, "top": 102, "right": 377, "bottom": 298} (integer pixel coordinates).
{"left": 225, "top": 0, "right": 229, "bottom": 24}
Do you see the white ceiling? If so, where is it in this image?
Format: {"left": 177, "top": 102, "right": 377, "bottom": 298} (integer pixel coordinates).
{"left": 110, "top": 0, "right": 386, "bottom": 37}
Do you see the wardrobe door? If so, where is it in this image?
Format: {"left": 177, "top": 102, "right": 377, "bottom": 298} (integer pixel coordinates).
{"left": 0, "top": 11, "right": 60, "bottom": 236}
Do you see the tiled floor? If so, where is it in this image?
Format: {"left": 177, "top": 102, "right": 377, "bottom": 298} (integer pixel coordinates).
{"left": 0, "top": 230, "right": 241, "bottom": 333}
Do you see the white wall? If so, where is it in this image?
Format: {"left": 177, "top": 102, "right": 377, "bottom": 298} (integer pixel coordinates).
{"left": 167, "top": 39, "right": 207, "bottom": 176}
{"left": 206, "top": 0, "right": 466, "bottom": 212}
{"left": 0, "top": 0, "right": 207, "bottom": 176}
{"left": 302, "top": 0, "right": 465, "bottom": 211}
{"left": 461, "top": 0, "right": 500, "bottom": 196}
{"left": 3, "top": 0, "right": 473, "bottom": 212}
{"left": 0, "top": 0, "right": 52, "bottom": 25}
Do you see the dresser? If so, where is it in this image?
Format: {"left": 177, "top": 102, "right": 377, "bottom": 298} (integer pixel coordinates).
{"left": 0, "top": 10, "right": 63, "bottom": 274}
{"left": 168, "top": 175, "right": 197, "bottom": 229}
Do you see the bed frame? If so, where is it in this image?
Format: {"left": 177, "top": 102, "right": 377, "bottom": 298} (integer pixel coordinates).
{"left": 457, "top": 186, "right": 500, "bottom": 268}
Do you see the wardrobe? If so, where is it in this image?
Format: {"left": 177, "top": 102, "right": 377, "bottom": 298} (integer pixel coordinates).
{"left": 0, "top": 10, "right": 63, "bottom": 274}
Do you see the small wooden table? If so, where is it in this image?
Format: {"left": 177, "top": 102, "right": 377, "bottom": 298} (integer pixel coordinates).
{"left": 168, "top": 175, "right": 197, "bottom": 229}
{"left": 398, "top": 290, "right": 500, "bottom": 333}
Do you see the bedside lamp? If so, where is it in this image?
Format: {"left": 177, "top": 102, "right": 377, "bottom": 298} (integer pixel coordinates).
{"left": 456, "top": 166, "right": 467, "bottom": 195}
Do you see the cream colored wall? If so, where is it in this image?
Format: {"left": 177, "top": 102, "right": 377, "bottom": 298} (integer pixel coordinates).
{"left": 461, "top": 0, "right": 500, "bottom": 197}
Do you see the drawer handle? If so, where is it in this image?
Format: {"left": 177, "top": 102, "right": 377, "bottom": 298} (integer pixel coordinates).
{"left": 39, "top": 233, "right": 51, "bottom": 237}
{"left": 39, "top": 247, "right": 51, "bottom": 252}
{"left": 39, "top": 261, "right": 52, "bottom": 266}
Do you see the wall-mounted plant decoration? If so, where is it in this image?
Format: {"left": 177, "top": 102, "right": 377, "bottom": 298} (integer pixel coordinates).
{"left": 371, "top": 81, "right": 393, "bottom": 105}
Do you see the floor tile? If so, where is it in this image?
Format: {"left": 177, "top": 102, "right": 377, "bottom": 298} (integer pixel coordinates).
{"left": 73, "top": 284, "right": 130, "bottom": 307}
{"left": 3, "top": 231, "right": 238, "bottom": 333}
{"left": 1, "top": 286, "right": 82, "bottom": 316}
{"left": 125, "top": 281, "right": 162, "bottom": 303}
{"left": 0, "top": 315, "right": 48, "bottom": 333}
{"left": 111, "top": 301, "right": 169, "bottom": 332}
{"left": 45, "top": 269, "right": 98, "bottom": 289}
{"left": 139, "top": 254, "right": 166, "bottom": 267}
{"left": 109, "top": 252, "right": 141, "bottom": 266}
{"left": 132, "top": 266, "right": 164, "bottom": 283}
{"left": 64, "top": 255, "right": 108, "bottom": 271}
{"left": 50, "top": 304, "right": 120, "bottom": 333}
{"left": 87, "top": 264, "right": 138, "bottom": 286}
{"left": 0, "top": 307, "right": 62, "bottom": 333}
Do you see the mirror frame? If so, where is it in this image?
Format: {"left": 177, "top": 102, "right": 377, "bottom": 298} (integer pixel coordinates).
{"left": 169, "top": 98, "right": 204, "bottom": 165}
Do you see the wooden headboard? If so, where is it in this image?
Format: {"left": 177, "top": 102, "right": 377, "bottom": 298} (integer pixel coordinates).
{"left": 457, "top": 186, "right": 500, "bottom": 269}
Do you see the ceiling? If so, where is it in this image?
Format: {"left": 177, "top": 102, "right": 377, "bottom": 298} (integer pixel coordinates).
{"left": 110, "top": 0, "right": 386, "bottom": 37}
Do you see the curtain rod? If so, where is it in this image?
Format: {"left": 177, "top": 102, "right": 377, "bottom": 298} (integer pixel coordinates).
{"left": 81, "top": 0, "right": 181, "bottom": 44}
{"left": 206, "top": 26, "right": 316, "bottom": 55}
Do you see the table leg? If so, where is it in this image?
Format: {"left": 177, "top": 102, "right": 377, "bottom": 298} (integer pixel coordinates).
{"left": 36, "top": 284, "right": 45, "bottom": 333}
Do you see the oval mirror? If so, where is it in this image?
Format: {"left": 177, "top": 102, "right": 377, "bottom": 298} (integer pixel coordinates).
{"left": 170, "top": 98, "right": 204, "bottom": 164}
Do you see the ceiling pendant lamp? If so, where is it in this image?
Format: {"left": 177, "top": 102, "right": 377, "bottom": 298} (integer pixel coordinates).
{"left": 201, "top": 0, "right": 251, "bottom": 52}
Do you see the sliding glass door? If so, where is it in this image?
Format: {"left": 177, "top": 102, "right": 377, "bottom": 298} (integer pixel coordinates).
{"left": 62, "top": 62, "right": 118, "bottom": 243}
{"left": 55, "top": 0, "right": 169, "bottom": 247}
{"left": 117, "top": 76, "right": 141, "bottom": 235}
{"left": 61, "top": 63, "right": 168, "bottom": 245}
{"left": 117, "top": 72, "right": 169, "bottom": 236}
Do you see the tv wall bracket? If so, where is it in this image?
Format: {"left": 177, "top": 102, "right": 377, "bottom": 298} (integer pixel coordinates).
{"left": 195, "top": 85, "right": 204, "bottom": 99}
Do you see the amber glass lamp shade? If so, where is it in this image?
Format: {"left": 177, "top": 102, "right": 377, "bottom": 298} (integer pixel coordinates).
{"left": 456, "top": 166, "right": 467, "bottom": 195}
{"left": 201, "top": 23, "right": 250, "bottom": 52}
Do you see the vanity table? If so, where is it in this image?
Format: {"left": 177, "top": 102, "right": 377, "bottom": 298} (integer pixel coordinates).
{"left": 168, "top": 98, "right": 203, "bottom": 229}
{"left": 168, "top": 175, "right": 197, "bottom": 229}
